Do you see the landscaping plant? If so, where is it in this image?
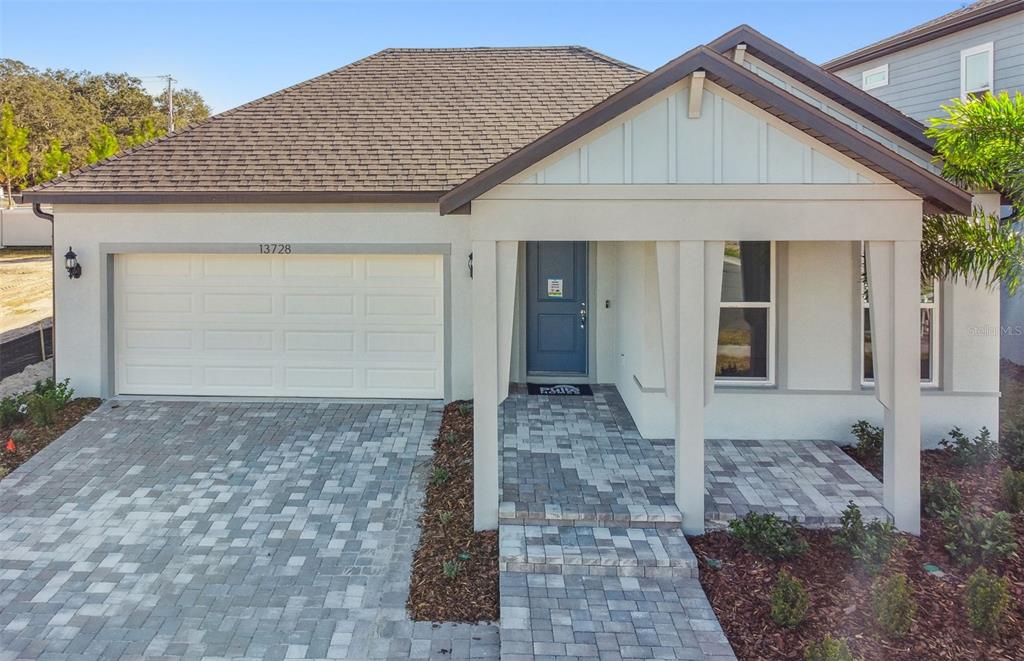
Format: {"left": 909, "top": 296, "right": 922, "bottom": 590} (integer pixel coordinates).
{"left": 870, "top": 573, "right": 916, "bottom": 638}
{"left": 922, "top": 478, "right": 962, "bottom": 519}
{"left": 1001, "top": 419, "right": 1024, "bottom": 470}
{"left": 939, "top": 426, "right": 998, "bottom": 466}
{"left": 834, "top": 502, "right": 905, "bottom": 573}
{"left": 1000, "top": 468, "right": 1024, "bottom": 513}
{"left": 727, "top": 511, "right": 808, "bottom": 560}
{"left": 964, "top": 566, "right": 1011, "bottom": 639}
{"left": 441, "top": 559, "right": 463, "bottom": 580}
{"left": 942, "top": 509, "right": 1017, "bottom": 567}
{"left": 803, "top": 635, "right": 862, "bottom": 661}
{"left": 438, "top": 511, "right": 454, "bottom": 525}
{"left": 769, "top": 569, "right": 809, "bottom": 628}
{"left": 850, "top": 420, "right": 883, "bottom": 459}
{"left": 32, "top": 378, "right": 75, "bottom": 407}
{"left": 430, "top": 466, "right": 450, "bottom": 486}
{"left": 25, "top": 393, "right": 59, "bottom": 427}
{"left": 0, "top": 393, "right": 28, "bottom": 428}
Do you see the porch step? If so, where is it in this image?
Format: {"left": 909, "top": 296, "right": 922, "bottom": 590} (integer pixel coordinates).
{"left": 498, "top": 500, "right": 683, "bottom": 529}
{"left": 499, "top": 523, "right": 698, "bottom": 578}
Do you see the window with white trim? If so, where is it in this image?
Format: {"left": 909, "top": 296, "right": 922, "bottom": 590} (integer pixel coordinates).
{"left": 860, "top": 252, "right": 939, "bottom": 385}
{"left": 862, "top": 64, "right": 889, "bottom": 91}
{"left": 716, "top": 241, "right": 775, "bottom": 384}
{"left": 961, "top": 42, "right": 994, "bottom": 100}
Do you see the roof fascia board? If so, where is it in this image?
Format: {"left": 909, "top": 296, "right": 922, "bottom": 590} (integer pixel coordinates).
{"left": 823, "top": 0, "right": 1024, "bottom": 71}
{"left": 18, "top": 190, "right": 444, "bottom": 205}
{"left": 440, "top": 46, "right": 970, "bottom": 215}
{"left": 706, "top": 26, "right": 934, "bottom": 152}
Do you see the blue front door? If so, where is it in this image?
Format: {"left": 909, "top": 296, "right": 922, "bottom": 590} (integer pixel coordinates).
{"left": 526, "top": 241, "right": 588, "bottom": 374}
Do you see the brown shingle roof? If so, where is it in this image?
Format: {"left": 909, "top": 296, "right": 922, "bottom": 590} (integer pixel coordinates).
{"left": 24, "top": 46, "right": 645, "bottom": 199}
{"left": 823, "top": 0, "right": 1024, "bottom": 71}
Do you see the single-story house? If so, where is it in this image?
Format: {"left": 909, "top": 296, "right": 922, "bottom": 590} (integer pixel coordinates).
{"left": 21, "top": 26, "right": 1001, "bottom": 536}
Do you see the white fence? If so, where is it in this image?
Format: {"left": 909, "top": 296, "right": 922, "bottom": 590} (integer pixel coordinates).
{"left": 0, "top": 207, "right": 52, "bottom": 247}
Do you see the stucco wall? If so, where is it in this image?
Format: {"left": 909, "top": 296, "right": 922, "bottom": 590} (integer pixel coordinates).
{"left": 608, "top": 240, "right": 1000, "bottom": 446}
{"left": 51, "top": 203, "right": 474, "bottom": 400}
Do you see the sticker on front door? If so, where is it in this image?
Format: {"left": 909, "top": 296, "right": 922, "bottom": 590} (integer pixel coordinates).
{"left": 547, "top": 278, "right": 563, "bottom": 298}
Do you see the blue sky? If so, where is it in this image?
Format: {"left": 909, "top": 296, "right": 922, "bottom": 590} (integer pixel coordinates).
{"left": 1, "top": 1, "right": 964, "bottom": 113}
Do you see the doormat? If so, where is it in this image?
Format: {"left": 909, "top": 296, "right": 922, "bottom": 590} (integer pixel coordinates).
{"left": 526, "top": 383, "right": 594, "bottom": 396}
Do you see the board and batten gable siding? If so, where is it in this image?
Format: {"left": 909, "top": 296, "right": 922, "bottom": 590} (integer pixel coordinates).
{"left": 833, "top": 12, "right": 1024, "bottom": 122}
{"left": 740, "top": 56, "right": 939, "bottom": 174}
{"left": 511, "top": 82, "right": 883, "bottom": 187}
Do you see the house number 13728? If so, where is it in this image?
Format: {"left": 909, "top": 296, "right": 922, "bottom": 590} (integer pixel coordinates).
{"left": 258, "top": 243, "right": 292, "bottom": 254}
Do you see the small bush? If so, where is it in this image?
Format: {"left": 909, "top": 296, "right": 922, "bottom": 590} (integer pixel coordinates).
{"left": 850, "top": 420, "right": 883, "bottom": 458}
{"left": 9, "top": 428, "right": 28, "bottom": 443}
{"left": 871, "top": 573, "right": 916, "bottom": 638}
{"left": 438, "top": 510, "right": 454, "bottom": 525}
{"left": 770, "top": 569, "right": 809, "bottom": 628}
{"left": 430, "top": 466, "right": 450, "bottom": 486}
{"left": 834, "top": 502, "right": 905, "bottom": 573}
{"left": 940, "top": 426, "right": 998, "bottom": 466}
{"left": 965, "top": 567, "right": 1011, "bottom": 638}
{"left": 943, "top": 509, "right": 1017, "bottom": 567}
{"left": 441, "top": 430, "right": 458, "bottom": 444}
{"left": 457, "top": 402, "right": 473, "bottom": 416}
{"left": 803, "top": 635, "right": 862, "bottom": 661}
{"left": 442, "top": 559, "right": 463, "bottom": 579}
{"left": 32, "top": 378, "right": 74, "bottom": 407}
{"left": 728, "top": 512, "right": 808, "bottom": 560}
{"left": 25, "top": 393, "right": 59, "bottom": 428}
{"left": 1000, "top": 468, "right": 1024, "bottom": 513}
{"left": 0, "top": 394, "right": 28, "bottom": 428}
{"left": 922, "top": 478, "right": 962, "bottom": 519}
{"left": 1002, "top": 419, "right": 1024, "bottom": 470}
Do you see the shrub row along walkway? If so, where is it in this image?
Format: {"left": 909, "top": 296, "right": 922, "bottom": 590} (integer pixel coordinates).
{"left": 498, "top": 389, "right": 736, "bottom": 660}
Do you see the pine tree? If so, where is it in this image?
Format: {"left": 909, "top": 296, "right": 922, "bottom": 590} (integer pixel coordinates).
{"left": 85, "top": 125, "right": 119, "bottom": 164}
{"left": 40, "top": 138, "right": 72, "bottom": 182}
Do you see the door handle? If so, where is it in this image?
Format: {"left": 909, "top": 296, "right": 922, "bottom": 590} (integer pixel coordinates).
{"left": 579, "top": 303, "right": 587, "bottom": 328}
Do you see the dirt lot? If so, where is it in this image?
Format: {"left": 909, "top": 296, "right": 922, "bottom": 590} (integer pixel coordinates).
{"left": 0, "top": 248, "right": 52, "bottom": 335}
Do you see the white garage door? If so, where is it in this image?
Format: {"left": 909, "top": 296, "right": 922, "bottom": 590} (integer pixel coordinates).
{"left": 114, "top": 253, "right": 444, "bottom": 398}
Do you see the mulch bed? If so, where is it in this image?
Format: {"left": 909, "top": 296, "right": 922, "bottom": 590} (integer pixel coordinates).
{"left": 0, "top": 398, "right": 101, "bottom": 475}
{"left": 407, "top": 400, "right": 499, "bottom": 622}
{"left": 690, "top": 450, "right": 1024, "bottom": 660}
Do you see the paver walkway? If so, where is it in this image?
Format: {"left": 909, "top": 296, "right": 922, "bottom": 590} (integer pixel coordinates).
{"left": 499, "top": 389, "right": 736, "bottom": 660}
{"left": 0, "top": 399, "right": 498, "bottom": 660}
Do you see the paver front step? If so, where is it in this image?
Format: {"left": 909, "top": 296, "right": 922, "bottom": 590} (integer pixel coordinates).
{"left": 499, "top": 522, "right": 698, "bottom": 578}
{"left": 498, "top": 501, "right": 682, "bottom": 529}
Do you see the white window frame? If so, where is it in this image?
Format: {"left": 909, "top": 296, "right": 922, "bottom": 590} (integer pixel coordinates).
{"left": 715, "top": 241, "right": 776, "bottom": 386}
{"left": 861, "top": 64, "right": 889, "bottom": 91}
{"left": 859, "top": 268, "right": 940, "bottom": 387}
{"left": 960, "top": 42, "right": 994, "bottom": 100}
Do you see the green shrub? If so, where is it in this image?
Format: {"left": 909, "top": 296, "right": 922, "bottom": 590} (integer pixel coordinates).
{"left": 9, "top": 428, "right": 28, "bottom": 443}
{"left": 438, "top": 510, "right": 454, "bottom": 525}
{"left": 1002, "top": 419, "right": 1024, "bottom": 470}
{"left": 32, "top": 378, "right": 74, "bottom": 407}
{"left": 728, "top": 512, "right": 808, "bottom": 560}
{"left": 870, "top": 573, "right": 916, "bottom": 638}
{"left": 922, "top": 478, "right": 962, "bottom": 519}
{"left": 850, "top": 420, "right": 883, "bottom": 458}
{"left": 1000, "top": 468, "right": 1024, "bottom": 513}
{"left": 442, "top": 559, "right": 463, "bottom": 579}
{"left": 964, "top": 567, "right": 1011, "bottom": 638}
{"left": 803, "top": 635, "right": 862, "bottom": 661}
{"left": 457, "top": 402, "right": 473, "bottom": 416}
{"left": 943, "top": 509, "right": 1017, "bottom": 567}
{"left": 430, "top": 466, "right": 450, "bottom": 486}
{"left": 25, "top": 393, "right": 59, "bottom": 427}
{"left": 441, "top": 430, "right": 457, "bottom": 444}
{"left": 834, "top": 502, "right": 905, "bottom": 573}
{"left": 940, "top": 426, "right": 998, "bottom": 466}
{"left": 0, "top": 394, "right": 28, "bottom": 428}
{"left": 769, "top": 569, "right": 809, "bottom": 628}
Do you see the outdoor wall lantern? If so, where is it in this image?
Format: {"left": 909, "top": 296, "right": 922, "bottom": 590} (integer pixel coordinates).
{"left": 64, "top": 247, "right": 81, "bottom": 279}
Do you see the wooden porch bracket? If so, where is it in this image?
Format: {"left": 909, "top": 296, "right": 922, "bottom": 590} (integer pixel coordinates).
{"left": 688, "top": 72, "right": 707, "bottom": 119}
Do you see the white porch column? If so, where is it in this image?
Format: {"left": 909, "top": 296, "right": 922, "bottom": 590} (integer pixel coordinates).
{"left": 472, "top": 240, "right": 500, "bottom": 531}
{"left": 496, "top": 241, "right": 519, "bottom": 402}
{"left": 866, "top": 240, "right": 922, "bottom": 534}
{"left": 656, "top": 241, "right": 723, "bottom": 535}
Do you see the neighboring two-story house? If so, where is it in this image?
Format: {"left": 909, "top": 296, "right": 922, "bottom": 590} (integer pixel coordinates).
{"left": 825, "top": 0, "right": 1024, "bottom": 365}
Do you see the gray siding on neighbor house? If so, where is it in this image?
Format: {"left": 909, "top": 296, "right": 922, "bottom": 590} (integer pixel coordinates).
{"left": 834, "top": 12, "right": 1024, "bottom": 123}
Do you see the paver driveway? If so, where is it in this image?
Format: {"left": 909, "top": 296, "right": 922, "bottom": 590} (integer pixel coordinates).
{"left": 0, "top": 399, "right": 498, "bottom": 660}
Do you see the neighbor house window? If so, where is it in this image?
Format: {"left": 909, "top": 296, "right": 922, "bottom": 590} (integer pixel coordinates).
{"left": 861, "top": 263, "right": 939, "bottom": 386}
{"left": 862, "top": 64, "right": 889, "bottom": 91}
{"left": 716, "top": 241, "right": 775, "bottom": 384}
{"left": 961, "top": 43, "right": 994, "bottom": 100}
